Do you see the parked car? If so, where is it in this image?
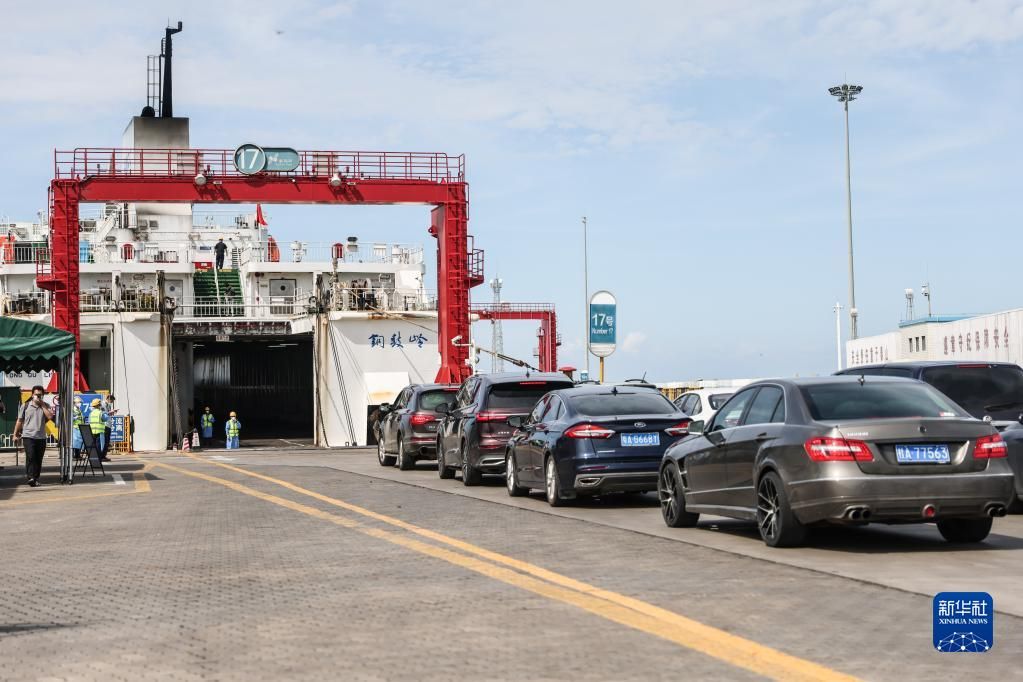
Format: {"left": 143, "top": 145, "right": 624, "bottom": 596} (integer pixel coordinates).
{"left": 436, "top": 373, "right": 575, "bottom": 485}
{"left": 376, "top": 384, "right": 458, "bottom": 469}
{"left": 504, "top": 385, "right": 692, "bottom": 506}
{"left": 836, "top": 361, "right": 1023, "bottom": 510}
{"left": 672, "top": 388, "right": 735, "bottom": 424}
{"left": 659, "top": 377, "right": 1015, "bottom": 547}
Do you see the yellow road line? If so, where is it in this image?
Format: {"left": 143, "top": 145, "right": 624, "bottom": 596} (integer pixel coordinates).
{"left": 154, "top": 455, "right": 859, "bottom": 682}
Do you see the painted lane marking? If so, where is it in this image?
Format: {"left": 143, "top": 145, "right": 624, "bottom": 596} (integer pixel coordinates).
{"left": 112, "top": 474, "right": 126, "bottom": 485}
{"left": 153, "top": 454, "right": 860, "bottom": 682}
{"left": 0, "top": 463, "right": 152, "bottom": 507}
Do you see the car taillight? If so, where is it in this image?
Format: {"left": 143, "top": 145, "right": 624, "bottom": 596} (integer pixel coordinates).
{"left": 565, "top": 423, "right": 615, "bottom": 439}
{"left": 975, "top": 433, "right": 1007, "bottom": 459}
{"left": 475, "top": 412, "right": 506, "bottom": 422}
{"left": 664, "top": 420, "right": 692, "bottom": 436}
{"left": 410, "top": 413, "right": 436, "bottom": 426}
{"left": 804, "top": 437, "right": 873, "bottom": 462}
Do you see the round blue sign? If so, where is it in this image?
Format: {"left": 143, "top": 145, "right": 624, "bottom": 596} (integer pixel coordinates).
{"left": 233, "top": 144, "right": 266, "bottom": 175}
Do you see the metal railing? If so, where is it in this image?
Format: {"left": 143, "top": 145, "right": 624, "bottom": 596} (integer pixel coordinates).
{"left": 55, "top": 148, "right": 465, "bottom": 183}
{"left": 79, "top": 287, "right": 160, "bottom": 313}
{"left": 240, "top": 241, "right": 424, "bottom": 265}
{"left": 2, "top": 292, "right": 49, "bottom": 315}
{"left": 330, "top": 288, "right": 437, "bottom": 312}
{"left": 0, "top": 243, "right": 50, "bottom": 266}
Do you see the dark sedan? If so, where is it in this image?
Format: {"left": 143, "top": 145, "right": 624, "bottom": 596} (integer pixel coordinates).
{"left": 505, "top": 385, "right": 692, "bottom": 506}
{"left": 659, "top": 377, "right": 1015, "bottom": 547}
{"left": 376, "top": 383, "right": 458, "bottom": 469}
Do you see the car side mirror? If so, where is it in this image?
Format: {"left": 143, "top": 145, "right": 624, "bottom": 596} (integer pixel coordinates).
{"left": 379, "top": 403, "right": 391, "bottom": 413}
{"left": 507, "top": 415, "right": 524, "bottom": 428}
{"left": 435, "top": 403, "right": 450, "bottom": 415}
{"left": 688, "top": 420, "right": 705, "bottom": 435}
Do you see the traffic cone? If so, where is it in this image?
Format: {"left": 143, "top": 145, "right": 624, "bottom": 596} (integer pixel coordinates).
{"left": 182, "top": 433, "right": 190, "bottom": 451}
{"left": 191, "top": 431, "right": 201, "bottom": 450}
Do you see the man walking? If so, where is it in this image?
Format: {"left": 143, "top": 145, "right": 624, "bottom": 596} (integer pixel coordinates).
{"left": 214, "top": 237, "right": 228, "bottom": 270}
{"left": 200, "top": 406, "right": 215, "bottom": 442}
{"left": 13, "top": 386, "right": 53, "bottom": 487}
{"left": 225, "top": 411, "right": 241, "bottom": 449}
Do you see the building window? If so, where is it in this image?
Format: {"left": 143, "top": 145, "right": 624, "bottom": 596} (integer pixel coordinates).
{"left": 921, "top": 336, "right": 926, "bottom": 352}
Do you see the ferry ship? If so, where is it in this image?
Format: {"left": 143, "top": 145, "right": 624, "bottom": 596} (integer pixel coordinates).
{"left": 1, "top": 111, "right": 440, "bottom": 452}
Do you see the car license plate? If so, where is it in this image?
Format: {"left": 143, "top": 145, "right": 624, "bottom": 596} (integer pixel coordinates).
{"left": 621, "top": 432, "right": 660, "bottom": 447}
{"left": 895, "top": 444, "right": 950, "bottom": 464}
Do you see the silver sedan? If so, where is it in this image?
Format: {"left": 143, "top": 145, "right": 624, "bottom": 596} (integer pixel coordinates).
{"left": 659, "top": 376, "right": 1016, "bottom": 547}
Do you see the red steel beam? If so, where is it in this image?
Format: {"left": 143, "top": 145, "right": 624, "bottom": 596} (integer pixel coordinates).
{"left": 471, "top": 304, "right": 559, "bottom": 372}
{"left": 41, "top": 163, "right": 477, "bottom": 384}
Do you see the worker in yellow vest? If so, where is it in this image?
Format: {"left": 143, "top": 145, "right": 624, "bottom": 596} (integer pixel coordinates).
{"left": 225, "top": 411, "right": 241, "bottom": 449}
{"left": 89, "top": 398, "right": 108, "bottom": 457}
{"left": 201, "top": 407, "right": 215, "bottom": 441}
{"left": 72, "top": 396, "right": 85, "bottom": 459}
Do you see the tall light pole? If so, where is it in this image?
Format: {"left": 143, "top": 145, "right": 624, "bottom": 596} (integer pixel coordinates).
{"left": 829, "top": 83, "right": 863, "bottom": 339}
{"left": 834, "top": 302, "right": 844, "bottom": 371}
{"left": 582, "top": 216, "right": 590, "bottom": 377}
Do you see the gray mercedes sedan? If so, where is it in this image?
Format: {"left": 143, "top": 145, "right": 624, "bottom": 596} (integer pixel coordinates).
{"left": 658, "top": 376, "right": 1016, "bottom": 547}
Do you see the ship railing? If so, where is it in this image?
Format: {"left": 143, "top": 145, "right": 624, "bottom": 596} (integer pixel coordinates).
{"left": 55, "top": 148, "right": 466, "bottom": 183}
{"left": 79, "top": 287, "right": 161, "bottom": 313}
{"left": 240, "top": 241, "right": 424, "bottom": 266}
{"left": 2, "top": 291, "right": 49, "bottom": 315}
{"left": 0, "top": 243, "right": 50, "bottom": 266}
{"left": 330, "top": 287, "right": 437, "bottom": 312}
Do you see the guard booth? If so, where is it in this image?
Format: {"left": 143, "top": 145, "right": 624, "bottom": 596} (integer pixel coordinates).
{"left": 0, "top": 317, "right": 76, "bottom": 482}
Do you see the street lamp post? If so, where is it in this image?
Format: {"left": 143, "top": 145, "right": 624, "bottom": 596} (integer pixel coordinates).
{"left": 834, "top": 302, "right": 843, "bottom": 371}
{"left": 829, "top": 83, "right": 863, "bottom": 340}
{"left": 582, "top": 216, "right": 590, "bottom": 378}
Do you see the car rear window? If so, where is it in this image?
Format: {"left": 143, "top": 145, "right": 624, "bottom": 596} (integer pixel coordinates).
{"left": 709, "top": 393, "right": 732, "bottom": 410}
{"left": 570, "top": 392, "right": 677, "bottom": 416}
{"left": 418, "top": 389, "right": 458, "bottom": 412}
{"left": 800, "top": 382, "right": 969, "bottom": 421}
{"left": 921, "top": 365, "right": 1023, "bottom": 420}
{"left": 485, "top": 382, "right": 573, "bottom": 409}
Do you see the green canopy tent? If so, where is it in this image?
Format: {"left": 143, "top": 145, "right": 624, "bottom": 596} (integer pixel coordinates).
{"left": 0, "top": 317, "right": 76, "bottom": 483}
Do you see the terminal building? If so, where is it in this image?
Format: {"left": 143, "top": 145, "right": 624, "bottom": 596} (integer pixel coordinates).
{"left": 846, "top": 309, "right": 1023, "bottom": 368}
{"left": 1, "top": 113, "right": 440, "bottom": 451}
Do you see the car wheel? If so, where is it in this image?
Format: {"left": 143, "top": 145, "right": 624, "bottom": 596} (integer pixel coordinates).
{"left": 937, "top": 517, "right": 993, "bottom": 543}
{"left": 506, "top": 452, "right": 528, "bottom": 497}
{"left": 461, "top": 442, "right": 482, "bottom": 486}
{"left": 397, "top": 437, "right": 413, "bottom": 471}
{"left": 659, "top": 462, "right": 699, "bottom": 528}
{"left": 756, "top": 471, "right": 806, "bottom": 547}
{"left": 377, "top": 437, "right": 396, "bottom": 467}
{"left": 437, "top": 438, "right": 454, "bottom": 479}
{"left": 544, "top": 456, "right": 566, "bottom": 507}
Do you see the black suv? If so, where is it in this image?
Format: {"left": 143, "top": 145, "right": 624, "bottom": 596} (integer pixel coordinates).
{"left": 436, "top": 372, "right": 574, "bottom": 485}
{"left": 837, "top": 361, "right": 1023, "bottom": 510}
{"left": 377, "top": 383, "right": 458, "bottom": 470}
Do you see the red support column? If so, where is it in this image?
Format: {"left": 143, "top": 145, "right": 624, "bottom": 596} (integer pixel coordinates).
{"left": 42, "top": 180, "right": 86, "bottom": 389}
{"left": 433, "top": 183, "right": 471, "bottom": 383}
{"left": 539, "top": 311, "right": 558, "bottom": 372}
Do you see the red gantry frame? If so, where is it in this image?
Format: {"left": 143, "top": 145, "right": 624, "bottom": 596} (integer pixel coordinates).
{"left": 38, "top": 147, "right": 490, "bottom": 384}
{"left": 471, "top": 303, "right": 559, "bottom": 372}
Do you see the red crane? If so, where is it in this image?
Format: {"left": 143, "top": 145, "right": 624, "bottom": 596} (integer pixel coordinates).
{"left": 37, "top": 147, "right": 484, "bottom": 384}
{"left": 471, "top": 303, "right": 559, "bottom": 372}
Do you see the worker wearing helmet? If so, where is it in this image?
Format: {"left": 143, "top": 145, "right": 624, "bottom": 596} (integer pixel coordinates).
{"left": 225, "top": 411, "right": 241, "bottom": 450}
{"left": 88, "top": 398, "right": 108, "bottom": 456}
{"left": 201, "top": 406, "right": 215, "bottom": 441}
{"left": 71, "top": 396, "right": 85, "bottom": 459}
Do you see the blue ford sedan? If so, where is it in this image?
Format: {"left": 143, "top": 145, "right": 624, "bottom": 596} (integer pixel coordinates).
{"left": 504, "top": 385, "right": 692, "bottom": 506}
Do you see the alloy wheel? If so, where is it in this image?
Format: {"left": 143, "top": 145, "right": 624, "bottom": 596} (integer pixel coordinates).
{"left": 757, "top": 476, "right": 780, "bottom": 542}
{"left": 659, "top": 467, "right": 679, "bottom": 520}
{"left": 545, "top": 458, "right": 556, "bottom": 502}
{"left": 506, "top": 456, "right": 516, "bottom": 493}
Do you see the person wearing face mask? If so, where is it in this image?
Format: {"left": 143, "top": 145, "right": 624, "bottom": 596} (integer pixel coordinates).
{"left": 13, "top": 385, "right": 54, "bottom": 487}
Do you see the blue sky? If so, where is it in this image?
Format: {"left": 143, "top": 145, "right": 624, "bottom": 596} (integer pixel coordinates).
{"left": 3, "top": 1, "right": 1023, "bottom": 381}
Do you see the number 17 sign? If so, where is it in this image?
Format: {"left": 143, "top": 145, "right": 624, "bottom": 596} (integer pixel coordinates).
{"left": 589, "top": 290, "right": 616, "bottom": 358}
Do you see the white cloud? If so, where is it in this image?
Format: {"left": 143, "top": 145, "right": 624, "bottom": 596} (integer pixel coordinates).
{"left": 621, "top": 331, "right": 648, "bottom": 353}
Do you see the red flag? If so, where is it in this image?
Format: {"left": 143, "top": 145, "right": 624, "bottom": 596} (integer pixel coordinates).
{"left": 255, "top": 204, "right": 268, "bottom": 226}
